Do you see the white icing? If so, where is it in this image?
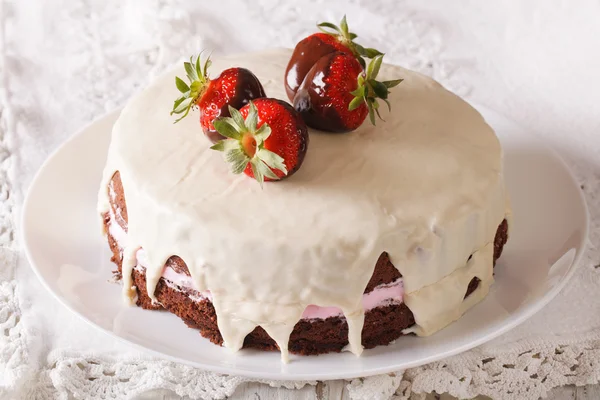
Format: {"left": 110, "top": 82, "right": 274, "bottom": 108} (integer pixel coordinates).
{"left": 109, "top": 207, "right": 405, "bottom": 319}
{"left": 403, "top": 243, "right": 495, "bottom": 336}
{"left": 98, "top": 49, "right": 510, "bottom": 361}
{"left": 111, "top": 212, "right": 407, "bottom": 319}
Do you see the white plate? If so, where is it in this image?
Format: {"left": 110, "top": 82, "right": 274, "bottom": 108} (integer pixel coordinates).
{"left": 22, "top": 105, "right": 589, "bottom": 381}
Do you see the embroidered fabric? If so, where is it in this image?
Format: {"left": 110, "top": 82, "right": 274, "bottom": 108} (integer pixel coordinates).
{"left": 2, "top": 0, "right": 600, "bottom": 399}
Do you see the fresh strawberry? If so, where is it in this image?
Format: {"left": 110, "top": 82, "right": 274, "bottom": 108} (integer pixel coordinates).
{"left": 171, "top": 54, "right": 266, "bottom": 143}
{"left": 210, "top": 99, "right": 309, "bottom": 185}
{"left": 293, "top": 53, "right": 403, "bottom": 132}
{"left": 284, "top": 15, "right": 382, "bottom": 101}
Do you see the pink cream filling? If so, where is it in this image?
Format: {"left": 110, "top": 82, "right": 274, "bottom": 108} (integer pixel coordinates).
{"left": 107, "top": 214, "right": 404, "bottom": 320}
{"left": 300, "top": 281, "right": 404, "bottom": 319}
{"left": 160, "top": 264, "right": 404, "bottom": 319}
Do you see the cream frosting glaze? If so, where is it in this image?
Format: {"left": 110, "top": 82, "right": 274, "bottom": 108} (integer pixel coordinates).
{"left": 108, "top": 213, "right": 405, "bottom": 320}
{"left": 98, "top": 48, "right": 510, "bottom": 362}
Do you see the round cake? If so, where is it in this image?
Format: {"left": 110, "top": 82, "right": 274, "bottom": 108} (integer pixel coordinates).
{"left": 98, "top": 48, "right": 510, "bottom": 362}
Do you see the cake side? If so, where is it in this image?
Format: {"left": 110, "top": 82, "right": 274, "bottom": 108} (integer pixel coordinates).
{"left": 103, "top": 172, "right": 509, "bottom": 354}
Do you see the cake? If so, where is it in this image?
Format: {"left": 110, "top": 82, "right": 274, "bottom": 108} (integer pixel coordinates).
{"left": 98, "top": 47, "right": 510, "bottom": 362}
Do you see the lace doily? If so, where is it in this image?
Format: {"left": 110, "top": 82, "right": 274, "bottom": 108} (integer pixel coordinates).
{"left": 2, "top": 1, "right": 600, "bottom": 399}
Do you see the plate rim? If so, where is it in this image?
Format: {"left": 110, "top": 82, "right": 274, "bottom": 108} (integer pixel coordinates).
{"left": 20, "top": 104, "right": 590, "bottom": 381}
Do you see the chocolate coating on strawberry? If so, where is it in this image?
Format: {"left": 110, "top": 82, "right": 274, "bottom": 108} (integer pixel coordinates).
{"left": 171, "top": 55, "right": 266, "bottom": 143}
{"left": 294, "top": 52, "right": 363, "bottom": 132}
{"left": 210, "top": 99, "right": 309, "bottom": 185}
{"left": 294, "top": 53, "right": 403, "bottom": 133}
{"left": 284, "top": 15, "right": 382, "bottom": 101}
{"left": 285, "top": 33, "right": 353, "bottom": 101}
{"left": 201, "top": 68, "right": 266, "bottom": 143}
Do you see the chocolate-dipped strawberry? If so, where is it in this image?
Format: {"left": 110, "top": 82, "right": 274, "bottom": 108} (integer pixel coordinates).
{"left": 171, "top": 54, "right": 266, "bottom": 143}
{"left": 284, "top": 15, "right": 382, "bottom": 101}
{"left": 210, "top": 99, "right": 309, "bottom": 185}
{"left": 294, "top": 53, "right": 402, "bottom": 133}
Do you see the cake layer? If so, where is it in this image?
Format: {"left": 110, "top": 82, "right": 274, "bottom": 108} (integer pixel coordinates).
{"left": 132, "top": 267, "right": 415, "bottom": 355}
{"left": 98, "top": 49, "right": 511, "bottom": 360}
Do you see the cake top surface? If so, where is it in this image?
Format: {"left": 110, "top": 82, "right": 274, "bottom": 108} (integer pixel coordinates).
{"left": 109, "top": 48, "right": 501, "bottom": 240}
{"left": 99, "top": 48, "right": 507, "bottom": 361}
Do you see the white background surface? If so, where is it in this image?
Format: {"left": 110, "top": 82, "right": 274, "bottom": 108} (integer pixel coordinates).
{"left": 1, "top": 1, "right": 600, "bottom": 399}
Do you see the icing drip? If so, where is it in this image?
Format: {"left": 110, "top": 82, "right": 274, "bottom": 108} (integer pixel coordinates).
{"left": 97, "top": 49, "right": 510, "bottom": 362}
{"left": 403, "top": 242, "right": 495, "bottom": 336}
{"left": 345, "top": 312, "right": 365, "bottom": 356}
{"left": 121, "top": 246, "right": 139, "bottom": 306}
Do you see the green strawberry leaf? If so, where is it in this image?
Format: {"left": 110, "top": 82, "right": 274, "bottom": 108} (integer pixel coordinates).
{"left": 245, "top": 102, "right": 259, "bottom": 133}
{"left": 228, "top": 105, "right": 247, "bottom": 131}
{"left": 361, "top": 47, "right": 384, "bottom": 58}
{"left": 367, "top": 55, "right": 383, "bottom": 79}
{"left": 349, "top": 54, "right": 403, "bottom": 125}
{"left": 213, "top": 119, "right": 242, "bottom": 140}
{"left": 172, "top": 94, "right": 188, "bottom": 111}
{"left": 184, "top": 61, "right": 196, "bottom": 82}
{"left": 383, "top": 98, "right": 392, "bottom": 111}
{"left": 175, "top": 77, "right": 190, "bottom": 93}
{"left": 189, "top": 80, "right": 202, "bottom": 94}
{"left": 196, "top": 55, "right": 202, "bottom": 77}
{"left": 210, "top": 138, "right": 238, "bottom": 152}
{"left": 368, "top": 101, "right": 376, "bottom": 125}
{"left": 255, "top": 157, "right": 281, "bottom": 180}
{"left": 357, "top": 56, "right": 366, "bottom": 69}
{"left": 370, "top": 80, "right": 389, "bottom": 99}
{"left": 225, "top": 147, "right": 250, "bottom": 175}
{"left": 383, "top": 79, "right": 404, "bottom": 88}
{"left": 348, "top": 96, "right": 365, "bottom": 111}
{"left": 257, "top": 148, "right": 288, "bottom": 175}
{"left": 350, "top": 85, "right": 365, "bottom": 98}
{"left": 375, "top": 105, "right": 383, "bottom": 121}
{"left": 249, "top": 162, "right": 264, "bottom": 187}
{"left": 316, "top": 15, "right": 384, "bottom": 69}
{"left": 340, "top": 15, "right": 349, "bottom": 35}
{"left": 210, "top": 140, "right": 227, "bottom": 152}
{"left": 171, "top": 53, "right": 212, "bottom": 123}
{"left": 254, "top": 124, "right": 272, "bottom": 144}
{"left": 317, "top": 22, "right": 341, "bottom": 34}
{"left": 171, "top": 97, "right": 194, "bottom": 123}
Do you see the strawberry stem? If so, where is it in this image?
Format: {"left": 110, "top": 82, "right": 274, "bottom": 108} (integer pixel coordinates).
{"left": 171, "top": 53, "right": 212, "bottom": 123}
{"left": 241, "top": 133, "right": 257, "bottom": 158}
{"left": 317, "top": 15, "right": 384, "bottom": 69}
{"left": 348, "top": 55, "right": 404, "bottom": 125}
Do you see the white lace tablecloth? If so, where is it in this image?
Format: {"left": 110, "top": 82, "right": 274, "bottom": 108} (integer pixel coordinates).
{"left": 2, "top": 1, "right": 600, "bottom": 399}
